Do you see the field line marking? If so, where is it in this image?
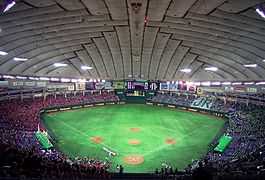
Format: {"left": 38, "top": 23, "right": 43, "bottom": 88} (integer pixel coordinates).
{"left": 53, "top": 117, "right": 119, "bottom": 153}
{"left": 143, "top": 125, "right": 211, "bottom": 157}
{"left": 143, "top": 143, "right": 171, "bottom": 156}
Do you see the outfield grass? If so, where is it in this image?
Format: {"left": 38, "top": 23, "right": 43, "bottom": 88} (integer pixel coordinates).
{"left": 42, "top": 104, "right": 225, "bottom": 173}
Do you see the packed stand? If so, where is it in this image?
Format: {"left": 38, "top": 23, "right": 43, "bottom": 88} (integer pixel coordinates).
{"left": 0, "top": 142, "right": 110, "bottom": 179}
{"left": 149, "top": 93, "right": 196, "bottom": 107}
{"left": 150, "top": 93, "right": 265, "bottom": 179}
{"left": 0, "top": 91, "right": 119, "bottom": 179}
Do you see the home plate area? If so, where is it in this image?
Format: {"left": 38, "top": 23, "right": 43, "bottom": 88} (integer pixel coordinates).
{"left": 123, "top": 155, "right": 144, "bottom": 165}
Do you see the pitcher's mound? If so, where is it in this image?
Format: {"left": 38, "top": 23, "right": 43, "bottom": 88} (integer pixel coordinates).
{"left": 165, "top": 138, "right": 176, "bottom": 145}
{"left": 128, "top": 139, "right": 141, "bottom": 145}
{"left": 123, "top": 155, "right": 144, "bottom": 165}
{"left": 90, "top": 136, "right": 103, "bottom": 144}
{"left": 130, "top": 127, "right": 141, "bottom": 132}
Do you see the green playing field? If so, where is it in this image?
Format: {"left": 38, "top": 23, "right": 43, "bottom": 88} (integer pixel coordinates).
{"left": 42, "top": 104, "right": 225, "bottom": 173}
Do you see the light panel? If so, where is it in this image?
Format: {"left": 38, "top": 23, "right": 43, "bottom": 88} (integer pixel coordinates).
{"left": 3, "top": 75, "right": 15, "bottom": 79}
{"left": 0, "top": 51, "right": 8, "bottom": 56}
{"left": 232, "top": 82, "right": 242, "bottom": 85}
{"left": 29, "top": 77, "right": 39, "bottom": 80}
{"left": 244, "top": 82, "right": 254, "bottom": 85}
{"left": 180, "top": 68, "right": 191, "bottom": 73}
{"left": 201, "top": 81, "right": 211, "bottom": 86}
{"left": 39, "top": 77, "right": 50, "bottom": 81}
{"left": 50, "top": 77, "right": 60, "bottom": 81}
{"left": 256, "top": 7, "right": 265, "bottom": 18}
{"left": 194, "top": 82, "right": 201, "bottom": 86}
{"left": 205, "top": 67, "right": 218, "bottom": 71}
{"left": 222, "top": 82, "right": 231, "bottom": 85}
{"left": 78, "top": 79, "right": 87, "bottom": 82}
{"left": 16, "top": 76, "right": 27, "bottom": 80}
{"left": 3, "top": 1, "right": 16, "bottom": 13}
{"left": 81, "top": 65, "right": 93, "bottom": 70}
{"left": 61, "top": 78, "right": 70, "bottom": 82}
{"left": 243, "top": 64, "right": 257, "bottom": 68}
{"left": 212, "top": 82, "right": 221, "bottom": 86}
{"left": 256, "top": 82, "right": 265, "bottom": 85}
{"left": 14, "top": 57, "right": 28, "bottom": 61}
{"left": 54, "top": 63, "right": 68, "bottom": 67}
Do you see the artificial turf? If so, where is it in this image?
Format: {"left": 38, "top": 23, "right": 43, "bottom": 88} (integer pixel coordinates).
{"left": 42, "top": 104, "right": 225, "bottom": 173}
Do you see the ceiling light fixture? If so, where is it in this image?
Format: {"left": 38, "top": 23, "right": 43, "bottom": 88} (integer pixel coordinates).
{"left": 186, "top": 81, "right": 194, "bottom": 86}
{"left": 232, "top": 82, "right": 242, "bottom": 85}
{"left": 222, "top": 82, "right": 231, "bottom": 85}
{"left": 3, "top": 75, "right": 14, "bottom": 79}
{"left": 201, "top": 81, "right": 211, "bottom": 86}
{"left": 204, "top": 67, "right": 218, "bottom": 71}
{"left": 243, "top": 64, "right": 257, "bottom": 68}
{"left": 256, "top": 6, "right": 265, "bottom": 18}
{"left": 54, "top": 63, "right": 67, "bottom": 67}
{"left": 194, "top": 82, "right": 201, "bottom": 86}
{"left": 71, "top": 79, "right": 78, "bottom": 83}
{"left": 180, "top": 68, "right": 192, "bottom": 73}
{"left": 78, "top": 79, "right": 87, "bottom": 82}
{"left": 3, "top": 1, "right": 16, "bottom": 13}
{"left": 16, "top": 76, "right": 27, "bottom": 80}
{"left": 256, "top": 82, "right": 265, "bottom": 85}
{"left": 29, "top": 77, "right": 39, "bottom": 80}
{"left": 244, "top": 82, "right": 254, "bottom": 85}
{"left": 50, "top": 77, "right": 59, "bottom": 81}
{"left": 39, "top": 77, "right": 50, "bottom": 81}
{"left": 0, "top": 51, "right": 8, "bottom": 56}
{"left": 61, "top": 78, "right": 70, "bottom": 82}
{"left": 212, "top": 82, "right": 221, "bottom": 86}
{"left": 13, "top": 57, "right": 28, "bottom": 61}
{"left": 81, "top": 65, "right": 93, "bottom": 70}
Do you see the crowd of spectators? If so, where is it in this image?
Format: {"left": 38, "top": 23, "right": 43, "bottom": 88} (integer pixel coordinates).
{"left": 0, "top": 91, "right": 119, "bottom": 179}
{"left": 150, "top": 92, "right": 265, "bottom": 179}
{"left": 1, "top": 90, "right": 265, "bottom": 179}
{"left": 0, "top": 142, "right": 110, "bottom": 179}
{"left": 149, "top": 93, "right": 196, "bottom": 107}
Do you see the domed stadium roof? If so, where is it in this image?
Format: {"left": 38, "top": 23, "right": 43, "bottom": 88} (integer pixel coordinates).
{"left": 0, "top": 0, "right": 265, "bottom": 81}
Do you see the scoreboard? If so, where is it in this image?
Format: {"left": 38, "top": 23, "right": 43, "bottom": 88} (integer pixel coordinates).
{"left": 126, "top": 80, "right": 148, "bottom": 90}
{"left": 83, "top": 80, "right": 195, "bottom": 93}
{"left": 126, "top": 80, "right": 159, "bottom": 91}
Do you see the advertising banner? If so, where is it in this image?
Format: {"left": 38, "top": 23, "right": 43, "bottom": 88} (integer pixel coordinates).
{"left": 160, "top": 82, "right": 169, "bottom": 91}
{"left": 148, "top": 82, "right": 159, "bottom": 91}
{"left": 75, "top": 82, "right": 86, "bottom": 90}
{"left": 0, "top": 80, "right": 8, "bottom": 87}
{"left": 234, "top": 86, "right": 246, "bottom": 93}
{"left": 95, "top": 82, "right": 105, "bottom": 90}
{"left": 169, "top": 81, "right": 178, "bottom": 91}
{"left": 68, "top": 85, "right": 75, "bottom": 91}
{"left": 246, "top": 87, "right": 257, "bottom": 93}
{"left": 197, "top": 87, "right": 224, "bottom": 94}
{"left": 187, "top": 84, "right": 196, "bottom": 93}
{"left": 85, "top": 82, "right": 95, "bottom": 90}
{"left": 36, "top": 82, "right": 47, "bottom": 88}
{"left": 197, "top": 87, "right": 204, "bottom": 95}
{"left": 104, "top": 81, "right": 113, "bottom": 90}
{"left": 126, "top": 81, "right": 148, "bottom": 90}
{"left": 191, "top": 97, "right": 214, "bottom": 110}
{"left": 178, "top": 81, "right": 187, "bottom": 91}
{"left": 24, "top": 81, "right": 36, "bottom": 87}
{"left": 113, "top": 80, "right": 125, "bottom": 89}
{"left": 11, "top": 81, "right": 23, "bottom": 87}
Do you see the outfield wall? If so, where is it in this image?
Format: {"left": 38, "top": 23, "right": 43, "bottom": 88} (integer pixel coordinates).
{"left": 39, "top": 100, "right": 226, "bottom": 119}
{"left": 145, "top": 101, "right": 226, "bottom": 118}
